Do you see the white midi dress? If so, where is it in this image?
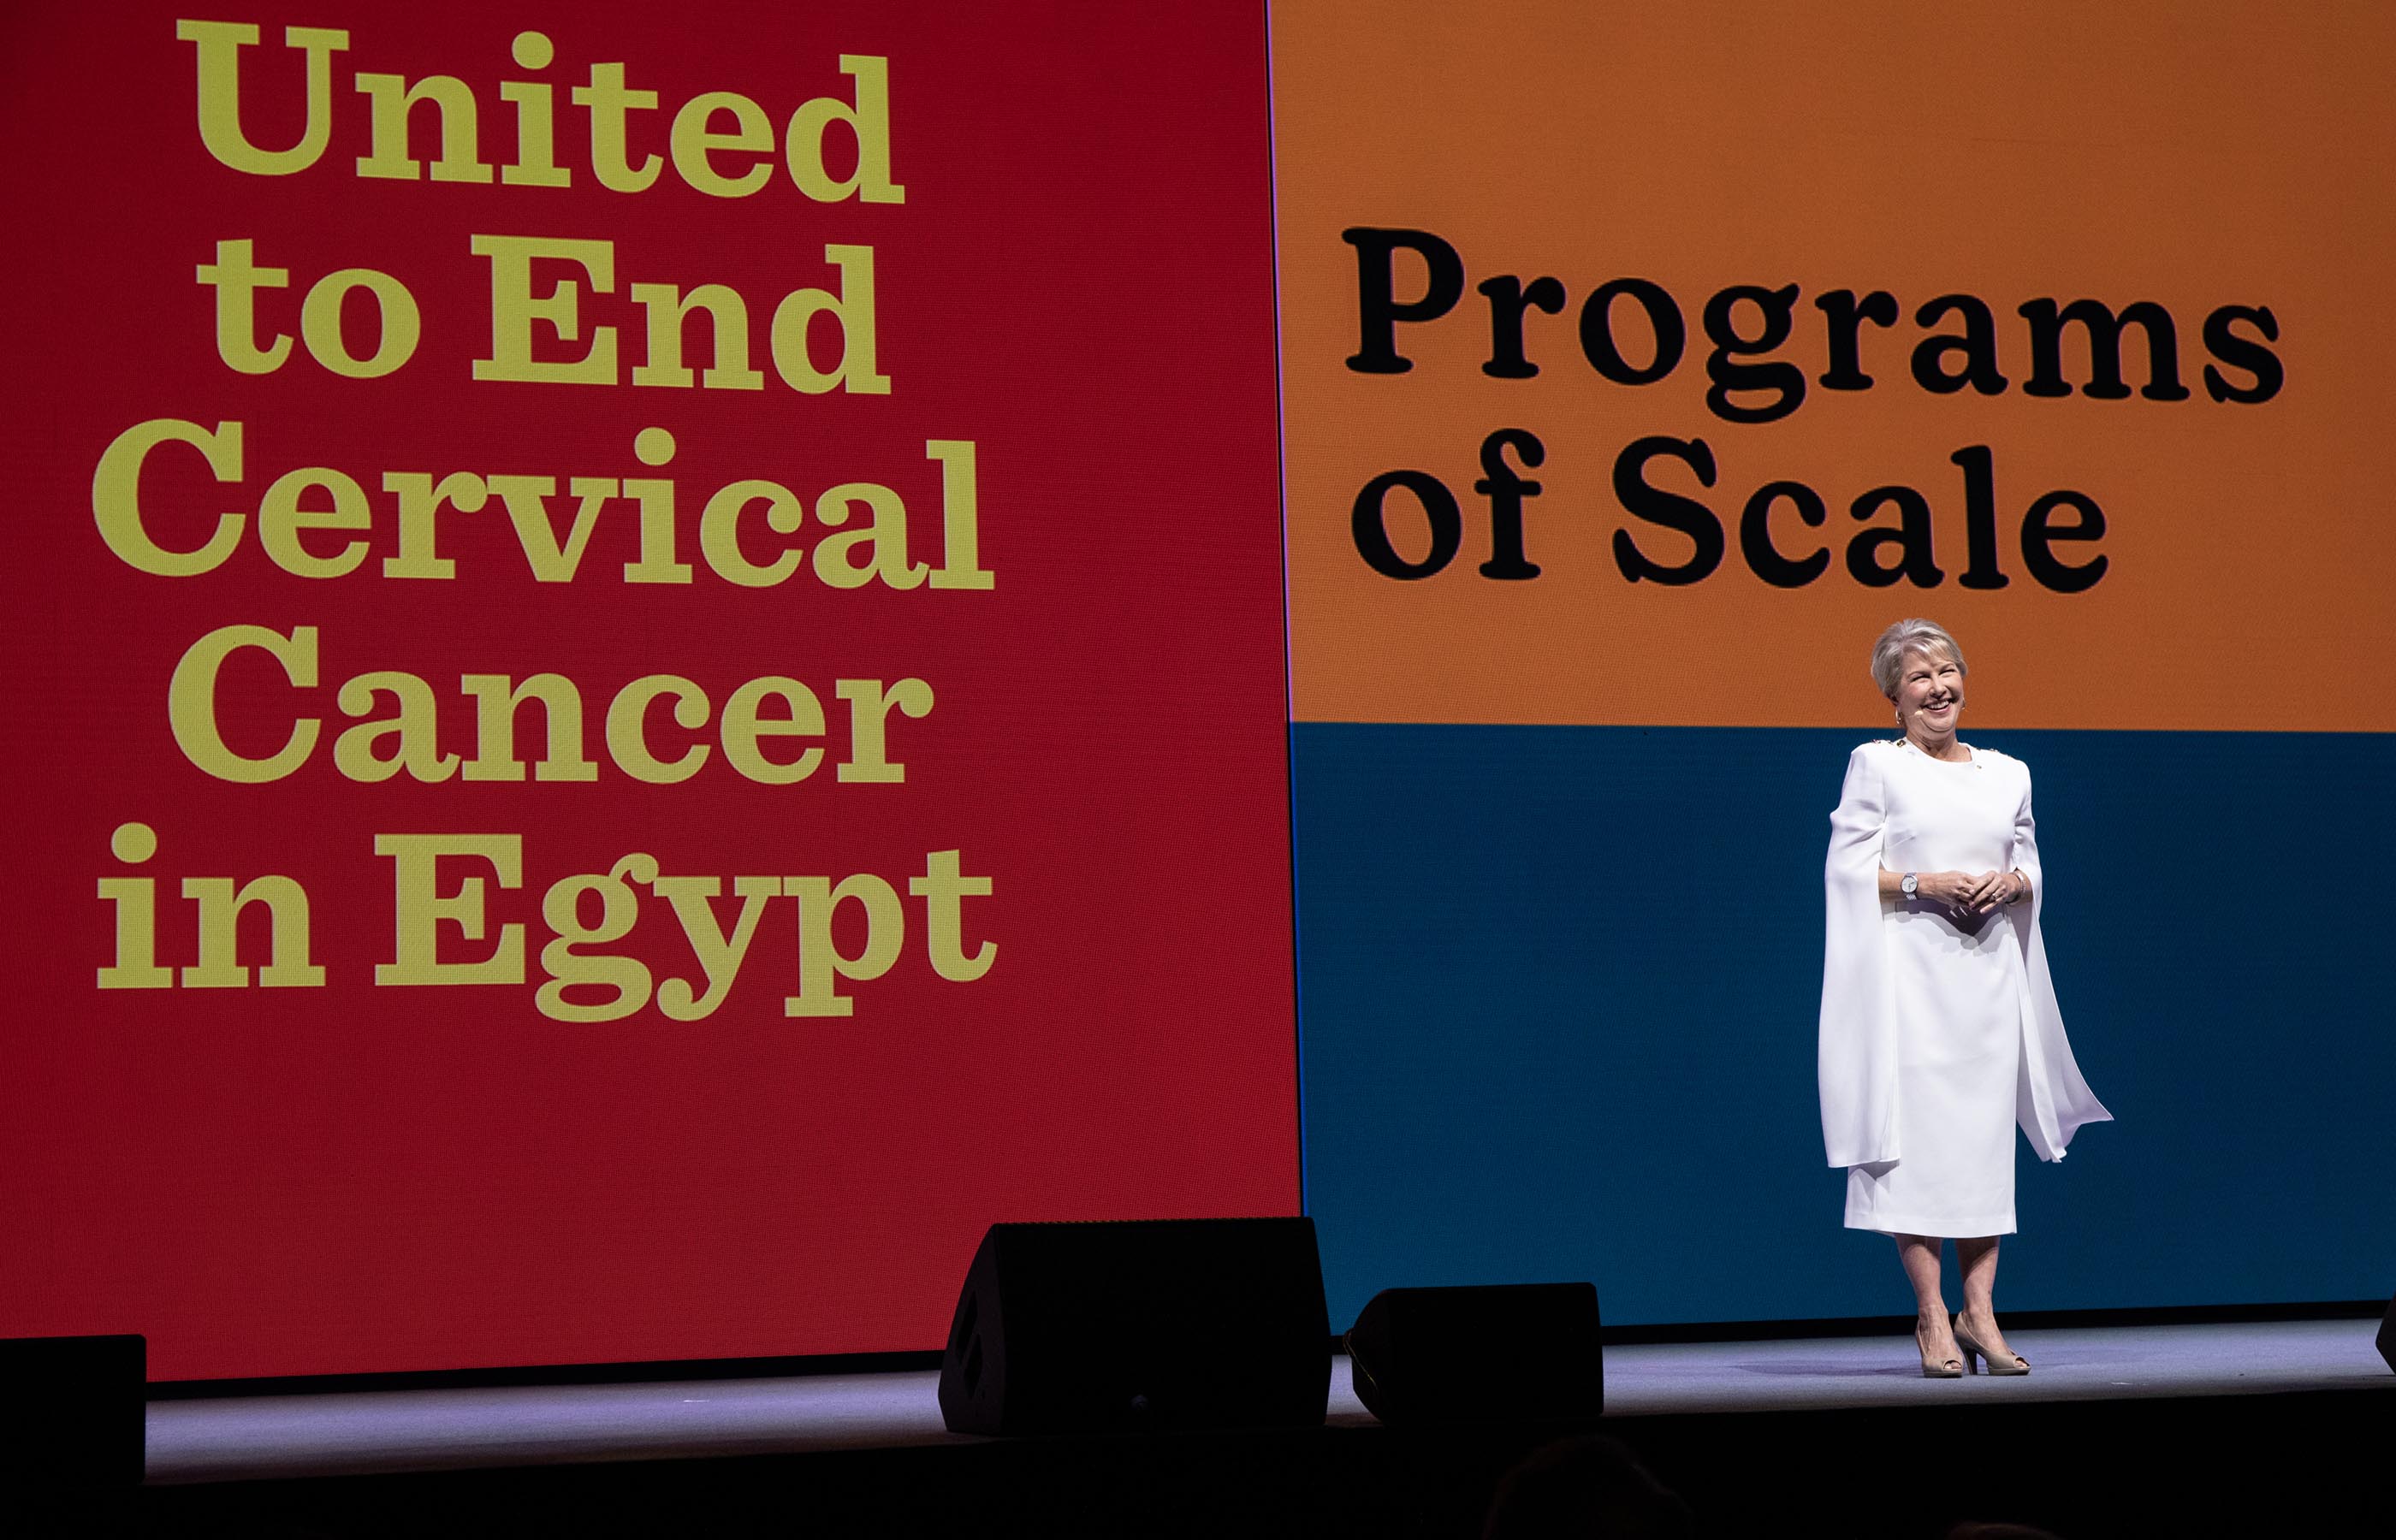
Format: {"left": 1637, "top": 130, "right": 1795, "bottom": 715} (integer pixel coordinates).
{"left": 1817, "top": 739, "right": 2111, "bottom": 1239}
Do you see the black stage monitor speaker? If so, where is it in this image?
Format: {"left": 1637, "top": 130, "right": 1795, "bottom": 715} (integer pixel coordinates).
{"left": 0, "top": 1334, "right": 146, "bottom": 1493}
{"left": 937, "top": 1217, "right": 1331, "bottom": 1436}
{"left": 1344, "top": 1282, "right": 1602, "bottom": 1424}
{"left": 2378, "top": 1292, "right": 2396, "bottom": 1373}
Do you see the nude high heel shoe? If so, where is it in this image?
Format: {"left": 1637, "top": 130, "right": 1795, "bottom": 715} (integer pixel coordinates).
{"left": 1954, "top": 1313, "right": 2030, "bottom": 1376}
{"left": 1916, "top": 1323, "right": 1963, "bottom": 1378}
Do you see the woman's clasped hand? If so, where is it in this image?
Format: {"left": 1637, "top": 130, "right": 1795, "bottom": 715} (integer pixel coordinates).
{"left": 1911, "top": 869, "right": 2017, "bottom": 918}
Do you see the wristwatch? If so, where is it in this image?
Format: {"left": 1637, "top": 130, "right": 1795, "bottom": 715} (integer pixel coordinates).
{"left": 1901, "top": 872, "right": 1919, "bottom": 898}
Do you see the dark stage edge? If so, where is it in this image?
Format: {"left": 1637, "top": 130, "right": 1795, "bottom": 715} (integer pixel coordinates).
{"left": 45, "top": 1321, "right": 2396, "bottom": 1537}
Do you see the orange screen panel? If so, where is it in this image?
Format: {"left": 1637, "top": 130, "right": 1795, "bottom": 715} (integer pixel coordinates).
{"left": 1274, "top": 0, "right": 2396, "bottom": 730}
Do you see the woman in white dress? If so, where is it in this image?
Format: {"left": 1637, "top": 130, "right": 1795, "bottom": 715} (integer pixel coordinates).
{"left": 1818, "top": 619, "right": 2111, "bottom": 1377}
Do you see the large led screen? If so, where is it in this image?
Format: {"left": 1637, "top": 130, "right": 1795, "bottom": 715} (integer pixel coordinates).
{"left": 8, "top": 1, "right": 2392, "bottom": 1382}
{"left": 2, "top": 1, "right": 1296, "bottom": 1379}
{"left": 1277, "top": 0, "right": 2396, "bottom": 1327}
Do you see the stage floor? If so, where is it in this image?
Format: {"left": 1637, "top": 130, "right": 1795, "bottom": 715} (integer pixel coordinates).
{"left": 145, "top": 1318, "right": 2395, "bottom": 1484}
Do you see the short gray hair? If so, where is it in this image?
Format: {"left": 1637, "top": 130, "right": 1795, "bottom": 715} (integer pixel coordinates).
{"left": 1870, "top": 619, "right": 1966, "bottom": 698}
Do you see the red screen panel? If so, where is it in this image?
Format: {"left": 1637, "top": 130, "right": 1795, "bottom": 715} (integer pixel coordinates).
{"left": 0, "top": 1, "right": 1296, "bottom": 1379}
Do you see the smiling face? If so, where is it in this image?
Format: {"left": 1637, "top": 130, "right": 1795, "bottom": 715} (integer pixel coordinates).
{"left": 1891, "top": 647, "right": 1966, "bottom": 739}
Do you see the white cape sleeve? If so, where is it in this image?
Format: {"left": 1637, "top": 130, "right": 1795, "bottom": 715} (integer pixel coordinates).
{"left": 1819, "top": 744, "right": 1900, "bottom": 1168}
{"left": 2007, "top": 761, "right": 2114, "bottom": 1161}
